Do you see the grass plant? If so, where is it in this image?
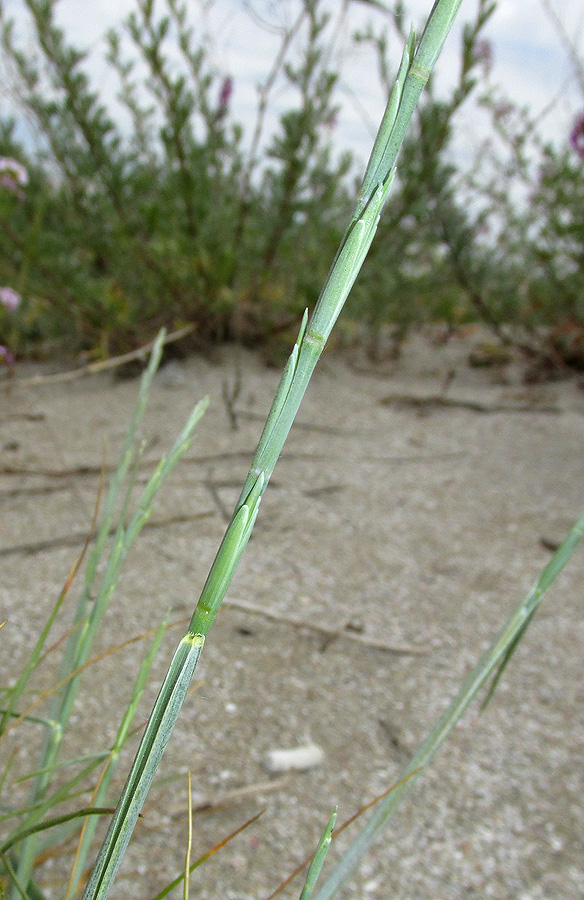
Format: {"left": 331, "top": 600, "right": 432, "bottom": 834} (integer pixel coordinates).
{"left": 1, "top": 0, "right": 583, "bottom": 898}
{"left": 78, "top": 5, "right": 468, "bottom": 897}
{"left": 1, "top": 331, "right": 208, "bottom": 899}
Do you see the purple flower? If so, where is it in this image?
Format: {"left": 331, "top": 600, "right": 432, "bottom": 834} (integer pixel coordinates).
{"left": 322, "top": 112, "right": 338, "bottom": 130}
{"left": 0, "top": 286, "right": 21, "bottom": 311}
{"left": 217, "top": 77, "right": 233, "bottom": 115}
{"left": 0, "top": 157, "right": 28, "bottom": 196}
{"left": 0, "top": 345, "right": 15, "bottom": 368}
{"left": 492, "top": 101, "right": 514, "bottom": 123}
{"left": 474, "top": 39, "right": 493, "bottom": 71}
{"left": 569, "top": 112, "right": 584, "bottom": 160}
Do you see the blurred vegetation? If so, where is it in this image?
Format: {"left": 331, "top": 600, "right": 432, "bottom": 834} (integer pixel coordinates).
{"left": 0, "top": 0, "right": 583, "bottom": 371}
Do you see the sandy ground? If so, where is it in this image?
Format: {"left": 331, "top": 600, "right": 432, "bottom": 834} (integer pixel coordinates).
{"left": 1, "top": 331, "right": 583, "bottom": 900}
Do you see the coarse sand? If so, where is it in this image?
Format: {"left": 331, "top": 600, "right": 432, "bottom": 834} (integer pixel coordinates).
{"left": 1, "top": 330, "right": 583, "bottom": 899}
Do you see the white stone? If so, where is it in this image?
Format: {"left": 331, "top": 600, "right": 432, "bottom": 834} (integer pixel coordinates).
{"left": 262, "top": 743, "right": 324, "bottom": 774}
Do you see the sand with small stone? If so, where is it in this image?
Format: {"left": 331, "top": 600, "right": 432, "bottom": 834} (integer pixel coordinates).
{"left": 1, "top": 331, "right": 583, "bottom": 900}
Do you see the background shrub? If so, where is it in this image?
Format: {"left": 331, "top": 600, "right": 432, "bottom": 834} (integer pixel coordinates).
{"left": 0, "top": 0, "right": 582, "bottom": 370}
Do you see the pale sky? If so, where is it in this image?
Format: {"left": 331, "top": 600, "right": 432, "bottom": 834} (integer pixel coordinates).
{"left": 1, "top": 0, "right": 583, "bottom": 175}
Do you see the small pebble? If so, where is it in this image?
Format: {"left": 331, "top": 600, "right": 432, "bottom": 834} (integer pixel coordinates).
{"left": 158, "top": 360, "right": 186, "bottom": 388}
{"left": 262, "top": 743, "right": 324, "bottom": 774}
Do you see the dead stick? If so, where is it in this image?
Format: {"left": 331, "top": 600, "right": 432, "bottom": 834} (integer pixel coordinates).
{"left": 380, "top": 393, "right": 560, "bottom": 414}
{"left": 169, "top": 776, "right": 290, "bottom": 817}
{"left": 0, "top": 452, "right": 256, "bottom": 479}
{"left": 223, "top": 598, "right": 426, "bottom": 655}
{"left": 1, "top": 448, "right": 470, "bottom": 482}
{"left": 0, "top": 511, "right": 214, "bottom": 558}
{"left": 15, "top": 325, "right": 195, "bottom": 387}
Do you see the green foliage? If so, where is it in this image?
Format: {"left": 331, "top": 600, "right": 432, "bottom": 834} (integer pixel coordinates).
{"left": 0, "top": 332, "right": 208, "bottom": 900}
{"left": 0, "top": 0, "right": 583, "bottom": 370}
{"left": 347, "top": 0, "right": 498, "bottom": 358}
{"left": 0, "top": 0, "right": 351, "bottom": 357}
{"left": 458, "top": 78, "right": 584, "bottom": 368}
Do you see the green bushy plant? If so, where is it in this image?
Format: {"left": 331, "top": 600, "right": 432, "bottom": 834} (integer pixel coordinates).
{"left": 346, "top": 0, "right": 497, "bottom": 359}
{"left": 431, "top": 3, "right": 584, "bottom": 372}
{"left": 0, "top": 0, "right": 352, "bottom": 358}
{"left": 1, "top": 0, "right": 583, "bottom": 368}
{"left": 470, "top": 93, "right": 584, "bottom": 369}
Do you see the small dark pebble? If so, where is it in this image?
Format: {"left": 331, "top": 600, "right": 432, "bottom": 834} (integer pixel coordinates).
{"left": 540, "top": 536, "right": 561, "bottom": 552}
{"left": 344, "top": 618, "right": 365, "bottom": 634}
{"left": 236, "top": 626, "right": 255, "bottom": 637}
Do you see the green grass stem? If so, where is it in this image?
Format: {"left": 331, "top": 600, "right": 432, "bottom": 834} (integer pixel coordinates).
{"left": 146, "top": 811, "right": 266, "bottom": 900}
{"left": 299, "top": 809, "right": 337, "bottom": 900}
{"left": 65, "top": 616, "right": 170, "bottom": 899}
{"left": 312, "top": 507, "right": 584, "bottom": 900}
{"left": 80, "top": 4, "right": 466, "bottom": 898}
{"left": 81, "top": 633, "right": 204, "bottom": 900}
{"left": 9, "top": 333, "right": 207, "bottom": 898}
